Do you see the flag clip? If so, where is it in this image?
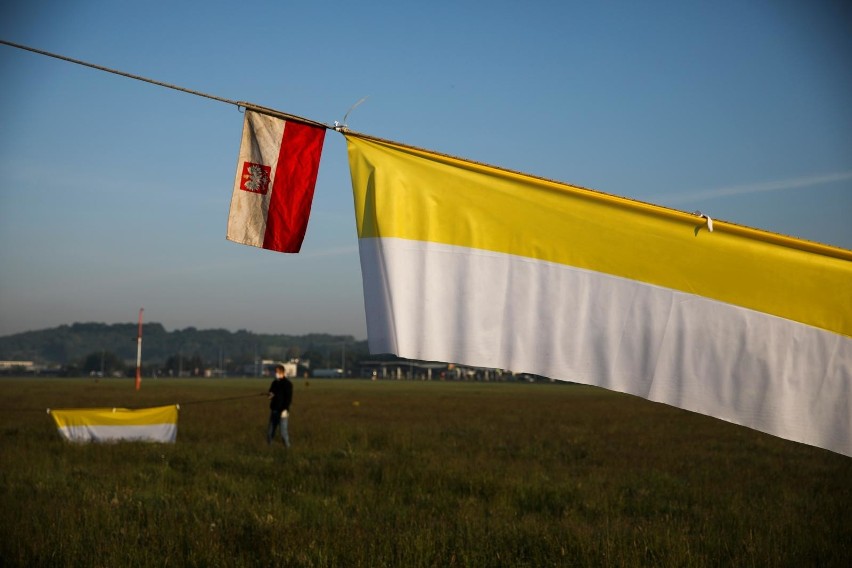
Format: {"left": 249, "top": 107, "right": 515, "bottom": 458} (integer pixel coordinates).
{"left": 694, "top": 211, "right": 714, "bottom": 232}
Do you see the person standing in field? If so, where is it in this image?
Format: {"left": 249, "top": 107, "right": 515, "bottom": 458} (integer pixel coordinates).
{"left": 267, "top": 364, "right": 293, "bottom": 448}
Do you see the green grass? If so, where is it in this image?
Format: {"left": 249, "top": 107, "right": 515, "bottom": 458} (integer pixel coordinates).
{"left": 1, "top": 378, "right": 850, "bottom": 566}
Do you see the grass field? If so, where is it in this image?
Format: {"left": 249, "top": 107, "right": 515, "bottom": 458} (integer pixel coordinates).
{"left": 1, "top": 378, "right": 850, "bottom": 567}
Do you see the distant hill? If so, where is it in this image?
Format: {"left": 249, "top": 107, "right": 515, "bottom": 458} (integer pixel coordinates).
{"left": 0, "top": 322, "right": 368, "bottom": 371}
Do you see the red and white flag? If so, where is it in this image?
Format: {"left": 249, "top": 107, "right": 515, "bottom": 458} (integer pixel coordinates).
{"left": 227, "top": 110, "right": 326, "bottom": 253}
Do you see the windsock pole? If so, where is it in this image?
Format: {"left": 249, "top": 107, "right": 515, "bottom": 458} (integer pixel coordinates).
{"left": 135, "top": 308, "right": 144, "bottom": 391}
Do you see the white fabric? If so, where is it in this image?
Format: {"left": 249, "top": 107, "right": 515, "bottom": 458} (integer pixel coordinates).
{"left": 359, "top": 237, "right": 852, "bottom": 456}
{"left": 57, "top": 423, "right": 177, "bottom": 444}
{"left": 227, "top": 112, "right": 286, "bottom": 248}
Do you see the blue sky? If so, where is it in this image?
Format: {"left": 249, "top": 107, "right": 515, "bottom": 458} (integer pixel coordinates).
{"left": 1, "top": 0, "right": 850, "bottom": 339}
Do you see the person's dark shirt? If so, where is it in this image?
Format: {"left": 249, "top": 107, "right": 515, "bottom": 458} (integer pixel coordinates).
{"left": 268, "top": 377, "right": 293, "bottom": 412}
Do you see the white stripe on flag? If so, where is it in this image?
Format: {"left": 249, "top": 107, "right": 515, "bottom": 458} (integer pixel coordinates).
{"left": 58, "top": 423, "right": 178, "bottom": 444}
{"left": 359, "top": 237, "right": 852, "bottom": 456}
{"left": 227, "top": 112, "right": 286, "bottom": 248}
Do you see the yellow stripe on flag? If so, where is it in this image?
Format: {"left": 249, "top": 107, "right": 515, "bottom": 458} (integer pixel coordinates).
{"left": 348, "top": 134, "right": 851, "bottom": 338}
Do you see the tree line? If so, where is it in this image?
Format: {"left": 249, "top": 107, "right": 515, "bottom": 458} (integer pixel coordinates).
{"left": 0, "top": 322, "right": 370, "bottom": 377}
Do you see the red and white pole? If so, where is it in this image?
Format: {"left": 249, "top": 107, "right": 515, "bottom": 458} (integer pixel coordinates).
{"left": 135, "top": 308, "right": 144, "bottom": 391}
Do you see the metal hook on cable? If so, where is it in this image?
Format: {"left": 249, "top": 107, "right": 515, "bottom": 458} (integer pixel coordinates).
{"left": 694, "top": 211, "right": 714, "bottom": 232}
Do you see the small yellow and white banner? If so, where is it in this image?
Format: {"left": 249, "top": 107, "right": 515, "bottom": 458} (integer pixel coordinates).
{"left": 49, "top": 405, "right": 179, "bottom": 443}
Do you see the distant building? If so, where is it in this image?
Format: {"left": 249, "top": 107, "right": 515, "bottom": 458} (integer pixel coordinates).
{"left": 0, "top": 360, "right": 36, "bottom": 372}
{"left": 312, "top": 368, "right": 344, "bottom": 378}
{"left": 238, "top": 359, "right": 303, "bottom": 378}
{"left": 357, "top": 360, "right": 513, "bottom": 381}
{"left": 262, "top": 359, "right": 300, "bottom": 378}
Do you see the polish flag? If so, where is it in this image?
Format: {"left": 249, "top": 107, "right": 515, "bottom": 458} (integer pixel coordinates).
{"left": 227, "top": 110, "right": 326, "bottom": 253}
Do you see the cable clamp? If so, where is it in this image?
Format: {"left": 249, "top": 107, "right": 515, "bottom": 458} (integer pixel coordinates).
{"left": 694, "top": 211, "right": 714, "bottom": 232}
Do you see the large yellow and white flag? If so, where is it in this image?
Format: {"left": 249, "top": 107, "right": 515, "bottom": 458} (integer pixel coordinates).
{"left": 49, "top": 405, "right": 179, "bottom": 443}
{"left": 346, "top": 133, "right": 852, "bottom": 456}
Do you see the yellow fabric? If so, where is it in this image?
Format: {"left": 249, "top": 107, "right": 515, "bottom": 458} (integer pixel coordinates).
{"left": 347, "top": 134, "right": 852, "bottom": 337}
{"left": 50, "top": 405, "right": 178, "bottom": 428}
